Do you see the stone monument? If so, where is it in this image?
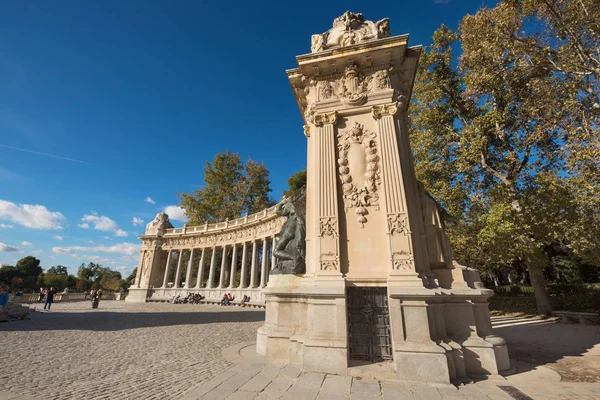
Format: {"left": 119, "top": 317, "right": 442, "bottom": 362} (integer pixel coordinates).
{"left": 126, "top": 212, "right": 174, "bottom": 303}
{"left": 256, "top": 11, "right": 513, "bottom": 383}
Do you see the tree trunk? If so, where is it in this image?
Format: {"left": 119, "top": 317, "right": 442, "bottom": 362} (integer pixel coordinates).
{"left": 527, "top": 263, "right": 553, "bottom": 315}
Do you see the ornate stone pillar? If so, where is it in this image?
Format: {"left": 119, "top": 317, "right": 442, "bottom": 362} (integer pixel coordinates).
{"left": 173, "top": 250, "right": 184, "bottom": 288}
{"left": 134, "top": 250, "right": 145, "bottom": 288}
{"left": 207, "top": 247, "right": 217, "bottom": 288}
{"left": 372, "top": 104, "right": 423, "bottom": 285}
{"left": 184, "top": 248, "right": 194, "bottom": 288}
{"left": 314, "top": 112, "right": 343, "bottom": 281}
{"left": 229, "top": 244, "right": 238, "bottom": 288}
{"left": 161, "top": 250, "right": 173, "bottom": 288}
{"left": 250, "top": 240, "right": 258, "bottom": 288}
{"left": 239, "top": 242, "right": 248, "bottom": 288}
{"left": 260, "top": 238, "right": 268, "bottom": 288}
{"left": 195, "top": 248, "right": 206, "bottom": 289}
{"left": 218, "top": 245, "right": 228, "bottom": 288}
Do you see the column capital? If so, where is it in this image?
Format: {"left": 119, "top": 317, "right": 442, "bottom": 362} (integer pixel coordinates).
{"left": 371, "top": 102, "right": 400, "bottom": 120}
{"left": 313, "top": 111, "right": 338, "bottom": 127}
{"left": 303, "top": 125, "right": 311, "bottom": 138}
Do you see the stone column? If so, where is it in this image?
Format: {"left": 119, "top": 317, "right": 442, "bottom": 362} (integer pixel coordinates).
{"left": 218, "top": 245, "right": 228, "bottom": 288}
{"left": 173, "top": 250, "right": 184, "bottom": 288}
{"left": 161, "top": 250, "right": 173, "bottom": 288}
{"left": 184, "top": 248, "right": 194, "bottom": 288}
{"left": 134, "top": 250, "right": 145, "bottom": 288}
{"left": 239, "top": 242, "right": 248, "bottom": 288}
{"left": 260, "top": 238, "right": 268, "bottom": 288}
{"left": 314, "top": 113, "right": 342, "bottom": 280}
{"left": 229, "top": 244, "right": 238, "bottom": 288}
{"left": 195, "top": 248, "right": 206, "bottom": 288}
{"left": 207, "top": 247, "right": 217, "bottom": 288}
{"left": 250, "top": 240, "right": 258, "bottom": 288}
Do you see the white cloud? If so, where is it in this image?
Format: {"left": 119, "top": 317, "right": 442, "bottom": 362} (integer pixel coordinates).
{"left": 132, "top": 217, "right": 144, "bottom": 226}
{"left": 85, "top": 240, "right": 94, "bottom": 244}
{"left": 54, "top": 235, "right": 63, "bottom": 241}
{"left": 81, "top": 213, "right": 118, "bottom": 231}
{"left": 0, "top": 242, "right": 19, "bottom": 252}
{"left": 145, "top": 197, "right": 155, "bottom": 204}
{"left": 32, "top": 249, "right": 43, "bottom": 255}
{"left": 80, "top": 212, "right": 128, "bottom": 237}
{"left": 21, "top": 241, "right": 32, "bottom": 246}
{"left": 114, "top": 229, "right": 128, "bottom": 237}
{"left": 163, "top": 205, "right": 188, "bottom": 222}
{"left": 53, "top": 242, "right": 140, "bottom": 256}
{"left": 0, "top": 224, "right": 14, "bottom": 229}
{"left": 0, "top": 199, "right": 65, "bottom": 230}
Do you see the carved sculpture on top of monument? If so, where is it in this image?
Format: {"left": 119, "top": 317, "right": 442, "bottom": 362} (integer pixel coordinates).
{"left": 271, "top": 190, "right": 306, "bottom": 275}
{"left": 311, "top": 11, "right": 390, "bottom": 53}
{"left": 145, "top": 212, "right": 174, "bottom": 236}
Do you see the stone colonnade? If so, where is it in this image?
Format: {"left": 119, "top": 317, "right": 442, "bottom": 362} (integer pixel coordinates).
{"left": 128, "top": 205, "right": 286, "bottom": 303}
{"left": 156, "top": 237, "right": 275, "bottom": 291}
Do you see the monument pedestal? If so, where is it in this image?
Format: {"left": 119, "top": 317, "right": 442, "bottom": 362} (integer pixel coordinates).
{"left": 125, "top": 288, "right": 149, "bottom": 303}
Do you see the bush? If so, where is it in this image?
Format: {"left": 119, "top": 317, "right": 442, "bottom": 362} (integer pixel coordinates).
{"left": 491, "top": 284, "right": 600, "bottom": 314}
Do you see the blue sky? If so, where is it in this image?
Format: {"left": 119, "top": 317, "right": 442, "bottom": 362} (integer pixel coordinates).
{"left": 0, "top": 0, "right": 494, "bottom": 275}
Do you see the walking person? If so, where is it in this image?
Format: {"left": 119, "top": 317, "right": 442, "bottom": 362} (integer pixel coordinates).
{"left": 38, "top": 287, "right": 45, "bottom": 303}
{"left": 0, "top": 284, "right": 9, "bottom": 311}
{"left": 91, "top": 288, "right": 102, "bottom": 308}
{"left": 43, "top": 287, "right": 57, "bottom": 311}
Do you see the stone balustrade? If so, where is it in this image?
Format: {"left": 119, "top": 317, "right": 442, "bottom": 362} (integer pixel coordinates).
{"left": 9, "top": 292, "right": 124, "bottom": 303}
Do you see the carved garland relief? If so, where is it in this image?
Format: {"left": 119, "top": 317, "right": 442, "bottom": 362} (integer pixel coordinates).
{"left": 337, "top": 122, "right": 381, "bottom": 227}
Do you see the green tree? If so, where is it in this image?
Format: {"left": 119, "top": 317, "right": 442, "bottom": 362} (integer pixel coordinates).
{"left": 283, "top": 170, "right": 307, "bottom": 198}
{"left": 178, "top": 150, "right": 275, "bottom": 225}
{"left": 410, "top": 2, "right": 600, "bottom": 314}
{"left": 15, "top": 256, "right": 42, "bottom": 278}
{"left": 44, "top": 274, "right": 69, "bottom": 291}
{"left": 47, "top": 265, "right": 68, "bottom": 275}
{"left": 0, "top": 265, "right": 18, "bottom": 287}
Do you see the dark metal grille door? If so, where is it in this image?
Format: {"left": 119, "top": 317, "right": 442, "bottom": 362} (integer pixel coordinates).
{"left": 347, "top": 287, "right": 393, "bottom": 361}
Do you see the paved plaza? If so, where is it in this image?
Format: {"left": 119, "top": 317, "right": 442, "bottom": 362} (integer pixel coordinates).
{"left": 1, "top": 301, "right": 599, "bottom": 400}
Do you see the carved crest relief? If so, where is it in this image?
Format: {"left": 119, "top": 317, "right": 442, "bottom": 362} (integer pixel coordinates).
{"left": 319, "top": 217, "right": 338, "bottom": 237}
{"left": 337, "top": 122, "right": 381, "bottom": 227}
{"left": 392, "top": 253, "right": 414, "bottom": 271}
{"left": 387, "top": 213, "right": 410, "bottom": 235}
{"left": 320, "top": 252, "right": 339, "bottom": 271}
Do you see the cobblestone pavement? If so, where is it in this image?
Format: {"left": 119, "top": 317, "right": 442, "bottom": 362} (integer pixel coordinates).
{"left": 0, "top": 301, "right": 265, "bottom": 400}
{"left": 184, "top": 342, "right": 600, "bottom": 400}
{"left": 2, "top": 304, "right": 599, "bottom": 400}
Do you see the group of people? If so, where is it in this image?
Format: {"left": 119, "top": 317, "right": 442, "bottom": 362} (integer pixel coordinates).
{"left": 220, "top": 293, "right": 251, "bottom": 306}
{"left": 170, "top": 293, "right": 205, "bottom": 304}
{"left": 37, "top": 287, "right": 57, "bottom": 311}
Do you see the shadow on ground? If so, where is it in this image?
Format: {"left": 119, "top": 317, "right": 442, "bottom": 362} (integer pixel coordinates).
{"left": 492, "top": 315, "right": 600, "bottom": 382}
{"left": 0, "top": 308, "right": 265, "bottom": 332}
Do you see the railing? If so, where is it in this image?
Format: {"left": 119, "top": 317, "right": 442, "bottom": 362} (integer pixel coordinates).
{"left": 163, "top": 205, "right": 279, "bottom": 236}
{"left": 8, "top": 292, "right": 125, "bottom": 303}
